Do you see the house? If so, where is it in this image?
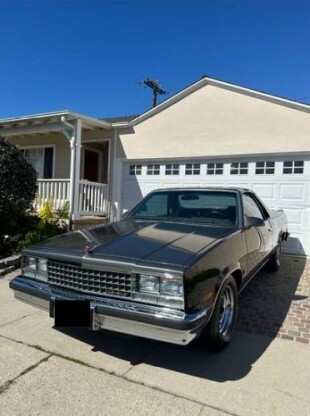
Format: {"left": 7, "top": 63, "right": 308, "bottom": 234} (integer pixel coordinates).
{"left": 1, "top": 77, "right": 310, "bottom": 255}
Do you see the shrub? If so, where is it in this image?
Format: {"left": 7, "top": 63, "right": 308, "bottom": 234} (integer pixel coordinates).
{"left": 38, "top": 198, "right": 54, "bottom": 221}
{"left": 17, "top": 218, "right": 67, "bottom": 252}
{"left": 38, "top": 197, "right": 70, "bottom": 224}
{"left": 0, "top": 137, "right": 37, "bottom": 235}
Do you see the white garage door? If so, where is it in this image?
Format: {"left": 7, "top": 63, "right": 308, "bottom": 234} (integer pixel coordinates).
{"left": 121, "top": 157, "right": 310, "bottom": 255}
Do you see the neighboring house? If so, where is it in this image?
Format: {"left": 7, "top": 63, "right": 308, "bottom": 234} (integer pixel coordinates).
{"left": 1, "top": 76, "right": 310, "bottom": 255}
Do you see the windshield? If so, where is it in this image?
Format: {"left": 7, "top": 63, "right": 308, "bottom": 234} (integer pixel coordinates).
{"left": 129, "top": 190, "right": 238, "bottom": 226}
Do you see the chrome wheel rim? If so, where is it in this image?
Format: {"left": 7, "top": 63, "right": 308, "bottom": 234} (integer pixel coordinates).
{"left": 218, "top": 285, "right": 235, "bottom": 335}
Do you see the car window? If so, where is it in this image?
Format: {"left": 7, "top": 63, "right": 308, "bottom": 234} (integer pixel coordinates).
{"left": 178, "top": 193, "right": 237, "bottom": 210}
{"left": 243, "top": 194, "right": 264, "bottom": 220}
{"left": 131, "top": 193, "right": 168, "bottom": 218}
{"left": 130, "top": 190, "right": 238, "bottom": 226}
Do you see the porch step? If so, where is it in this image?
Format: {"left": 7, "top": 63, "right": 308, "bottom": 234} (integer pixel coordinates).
{"left": 73, "top": 216, "right": 109, "bottom": 230}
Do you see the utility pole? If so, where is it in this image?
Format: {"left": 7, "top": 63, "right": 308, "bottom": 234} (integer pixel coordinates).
{"left": 141, "top": 78, "right": 168, "bottom": 108}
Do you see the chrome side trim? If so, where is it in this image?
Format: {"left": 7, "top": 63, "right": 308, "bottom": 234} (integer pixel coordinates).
{"left": 238, "top": 258, "right": 269, "bottom": 294}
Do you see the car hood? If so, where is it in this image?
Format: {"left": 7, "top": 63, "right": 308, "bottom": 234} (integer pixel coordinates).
{"left": 28, "top": 220, "right": 235, "bottom": 267}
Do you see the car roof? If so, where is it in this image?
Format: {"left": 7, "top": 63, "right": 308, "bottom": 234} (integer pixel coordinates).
{"left": 150, "top": 187, "right": 251, "bottom": 193}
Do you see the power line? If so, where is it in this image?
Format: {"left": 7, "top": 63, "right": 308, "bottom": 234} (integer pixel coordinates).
{"left": 140, "top": 78, "right": 168, "bottom": 108}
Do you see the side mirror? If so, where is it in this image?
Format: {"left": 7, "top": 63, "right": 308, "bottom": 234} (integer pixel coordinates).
{"left": 244, "top": 216, "right": 265, "bottom": 228}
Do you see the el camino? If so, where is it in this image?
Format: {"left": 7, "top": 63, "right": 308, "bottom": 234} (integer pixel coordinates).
{"left": 10, "top": 188, "right": 289, "bottom": 351}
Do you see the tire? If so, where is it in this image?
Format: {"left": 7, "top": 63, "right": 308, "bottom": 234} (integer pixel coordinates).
{"left": 268, "top": 242, "right": 281, "bottom": 272}
{"left": 198, "top": 276, "right": 238, "bottom": 352}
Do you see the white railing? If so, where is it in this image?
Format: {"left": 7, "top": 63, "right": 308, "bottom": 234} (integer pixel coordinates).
{"left": 35, "top": 179, "right": 71, "bottom": 211}
{"left": 35, "top": 179, "right": 108, "bottom": 216}
{"left": 78, "top": 180, "right": 108, "bottom": 215}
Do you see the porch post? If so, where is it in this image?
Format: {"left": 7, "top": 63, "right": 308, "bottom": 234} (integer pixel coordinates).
{"left": 72, "top": 119, "right": 82, "bottom": 220}
{"left": 68, "top": 127, "right": 76, "bottom": 229}
{"left": 60, "top": 116, "right": 80, "bottom": 229}
{"left": 111, "top": 128, "right": 123, "bottom": 221}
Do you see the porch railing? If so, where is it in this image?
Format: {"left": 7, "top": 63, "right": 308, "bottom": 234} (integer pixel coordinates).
{"left": 78, "top": 180, "right": 108, "bottom": 216}
{"left": 35, "top": 179, "right": 108, "bottom": 216}
{"left": 35, "top": 179, "right": 70, "bottom": 211}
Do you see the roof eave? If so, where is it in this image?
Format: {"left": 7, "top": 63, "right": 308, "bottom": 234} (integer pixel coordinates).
{"left": 0, "top": 110, "right": 113, "bottom": 130}
{"left": 111, "top": 122, "right": 132, "bottom": 128}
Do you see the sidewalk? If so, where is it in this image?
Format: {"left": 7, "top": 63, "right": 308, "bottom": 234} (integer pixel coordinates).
{"left": 0, "top": 260, "right": 309, "bottom": 416}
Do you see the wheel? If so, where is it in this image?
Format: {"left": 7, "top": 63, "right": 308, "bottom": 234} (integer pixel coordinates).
{"left": 198, "top": 276, "right": 238, "bottom": 352}
{"left": 268, "top": 242, "right": 281, "bottom": 272}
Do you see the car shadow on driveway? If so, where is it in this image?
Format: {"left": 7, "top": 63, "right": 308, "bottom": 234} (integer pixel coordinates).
{"left": 55, "top": 255, "right": 307, "bottom": 382}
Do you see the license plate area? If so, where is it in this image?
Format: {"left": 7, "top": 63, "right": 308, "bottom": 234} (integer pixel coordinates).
{"left": 53, "top": 300, "right": 91, "bottom": 328}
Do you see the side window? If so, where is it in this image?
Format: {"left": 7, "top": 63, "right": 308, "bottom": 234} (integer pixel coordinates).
{"left": 132, "top": 193, "right": 168, "bottom": 218}
{"left": 242, "top": 194, "right": 264, "bottom": 220}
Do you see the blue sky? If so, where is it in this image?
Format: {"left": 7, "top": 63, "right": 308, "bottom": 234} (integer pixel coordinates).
{"left": 1, "top": 1, "right": 310, "bottom": 118}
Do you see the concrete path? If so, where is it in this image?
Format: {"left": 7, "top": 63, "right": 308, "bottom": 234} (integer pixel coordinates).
{"left": 0, "top": 270, "right": 309, "bottom": 416}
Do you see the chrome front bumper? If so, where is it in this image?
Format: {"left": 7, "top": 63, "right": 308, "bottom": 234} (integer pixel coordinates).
{"left": 9, "top": 276, "right": 208, "bottom": 345}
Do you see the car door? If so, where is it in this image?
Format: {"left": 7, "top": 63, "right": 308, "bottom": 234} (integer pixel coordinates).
{"left": 242, "top": 192, "right": 272, "bottom": 273}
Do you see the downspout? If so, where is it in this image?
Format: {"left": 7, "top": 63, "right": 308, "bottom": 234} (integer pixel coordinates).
{"left": 106, "top": 136, "right": 113, "bottom": 222}
{"left": 112, "top": 127, "right": 123, "bottom": 221}
{"left": 113, "top": 127, "right": 118, "bottom": 220}
{"left": 61, "top": 116, "right": 76, "bottom": 230}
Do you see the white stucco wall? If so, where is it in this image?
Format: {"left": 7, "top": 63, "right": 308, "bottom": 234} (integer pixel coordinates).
{"left": 118, "top": 84, "right": 310, "bottom": 159}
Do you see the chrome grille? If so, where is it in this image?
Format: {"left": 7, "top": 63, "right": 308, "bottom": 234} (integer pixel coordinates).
{"left": 47, "top": 260, "right": 132, "bottom": 298}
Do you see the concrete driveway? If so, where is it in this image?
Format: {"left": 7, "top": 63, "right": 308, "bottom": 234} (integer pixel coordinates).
{"left": 0, "top": 257, "right": 309, "bottom": 416}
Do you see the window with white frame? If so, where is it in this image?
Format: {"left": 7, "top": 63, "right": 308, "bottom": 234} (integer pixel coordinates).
{"left": 255, "top": 161, "right": 275, "bottom": 174}
{"left": 230, "top": 162, "right": 248, "bottom": 175}
{"left": 129, "top": 164, "right": 142, "bottom": 175}
{"left": 165, "top": 164, "right": 179, "bottom": 175}
{"left": 21, "top": 147, "right": 53, "bottom": 179}
{"left": 147, "top": 164, "right": 160, "bottom": 175}
{"left": 185, "top": 163, "right": 200, "bottom": 175}
{"left": 283, "top": 161, "right": 304, "bottom": 174}
{"left": 206, "top": 162, "right": 223, "bottom": 175}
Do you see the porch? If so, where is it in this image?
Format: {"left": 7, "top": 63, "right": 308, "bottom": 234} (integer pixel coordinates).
{"left": 0, "top": 111, "right": 119, "bottom": 226}
{"left": 34, "top": 179, "right": 108, "bottom": 217}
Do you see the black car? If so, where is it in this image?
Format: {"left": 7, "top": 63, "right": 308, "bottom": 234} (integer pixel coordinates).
{"left": 10, "top": 188, "right": 289, "bottom": 351}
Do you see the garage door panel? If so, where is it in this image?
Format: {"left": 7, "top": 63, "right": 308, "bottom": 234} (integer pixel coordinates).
{"left": 279, "top": 183, "right": 305, "bottom": 200}
{"left": 252, "top": 183, "right": 276, "bottom": 199}
{"left": 281, "top": 208, "right": 303, "bottom": 225}
{"left": 161, "top": 183, "right": 180, "bottom": 188}
{"left": 226, "top": 183, "right": 250, "bottom": 188}
{"left": 144, "top": 182, "right": 161, "bottom": 194}
{"left": 122, "top": 158, "right": 310, "bottom": 255}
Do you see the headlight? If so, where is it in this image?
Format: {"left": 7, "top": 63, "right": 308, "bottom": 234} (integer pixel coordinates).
{"left": 161, "top": 278, "right": 183, "bottom": 297}
{"left": 138, "top": 274, "right": 160, "bottom": 293}
{"left": 37, "top": 258, "right": 47, "bottom": 274}
{"left": 134, "top": 272, "right": 184, "bottom": 309}
{"left": 22, "top": 256, "right": 48, "bottom": 282}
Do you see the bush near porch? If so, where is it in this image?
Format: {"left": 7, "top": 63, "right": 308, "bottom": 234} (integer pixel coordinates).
{"left": 0, "top": 138, "right": 67, "bottom": 258}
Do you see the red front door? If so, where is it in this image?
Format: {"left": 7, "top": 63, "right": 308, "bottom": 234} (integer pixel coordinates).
{"left": 84, "top": 149, "right": 99, "bottom": 182}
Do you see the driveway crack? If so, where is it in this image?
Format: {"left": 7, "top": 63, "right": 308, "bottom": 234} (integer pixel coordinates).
{"left": 0, "top": 311, "right": 40, "bottom": 328}
{"left": 0, "top": 354, "right": 52, "bottom": 395}
{"left": 0, "top": 334, "right": 239, "bottom": 415}
{"left": 122, "top": 344, "right": 160, "bottom": 376}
